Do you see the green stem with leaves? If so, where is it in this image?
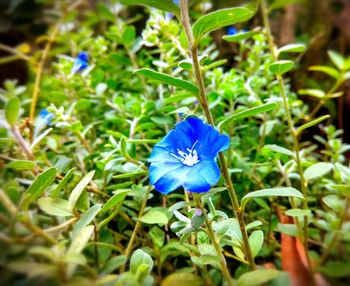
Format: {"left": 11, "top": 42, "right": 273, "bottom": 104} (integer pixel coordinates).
{"left": 259, "top": 0, "right": 313, "bottom": 275}
{"left": 120, "top": 185, "right": 152, "bottom": 272}
{"left": 193, "top": 195, "right": 234, "bottom": 286}
{"left": 179, "top": 0, "right": 256, "bottom": 270}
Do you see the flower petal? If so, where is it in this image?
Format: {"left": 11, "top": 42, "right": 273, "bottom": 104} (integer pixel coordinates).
{"left": 183, "top": 171, "right": 211, "bottom": 193}
{"left": 148, "top": 145, "right": 179, "bottom": 163}
{"left": 208, "top": 133, "right": 230, "bottom": 156}
{"left": 156, "top": 127, "right": 193, "bottom": 154}
{"left": 149, "top": 161, "right": 182, "bottom": 185}
{"left": 181, "top": 117, "right": 230, "bottom": 158}
{"left": 197, "top": 160, "right": 221, "bottom": 185}
{"left": 152, "top": 166, "right": 190, "bottom": 195}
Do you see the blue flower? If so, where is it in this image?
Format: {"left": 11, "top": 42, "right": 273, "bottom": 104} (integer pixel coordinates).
{"left": 148, "top": 117, "right": 230, "bottom": 194}
{"left": 39, "top": 109, "right": 54, "bottom": 125}
{"left": 172, "top": 0, "right": 179, "bottom": 6}
{"left": 70, "top": 52, "right": 89, "bottom": 75}
{"left": 227, "top": 26, "right": 237, "bottom": 36}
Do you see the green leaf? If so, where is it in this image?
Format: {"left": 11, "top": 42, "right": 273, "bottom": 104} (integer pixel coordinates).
{"left": 237, "top": 269, "right": 280, "bottom": 286}
{"left": 5, "top": 97, "right": 20, "bottom": 126}
{"left": 134, "top": 69, "right": 199, "bottom": 95}
{"left": 322, "top": 195, "right": 345, "bottom": 212}
{"left": 328, "top": 50, "right": 345, "bottom": 70}
{"left": 191, "top": 255, "right": 221, "bottom": 269}
{"left": 130, "top": 249, "right": 153, "bottom": 275}
{"left": 51, "top": 167, "right": 77, "bottom": 198}
{"left": 249, "top": 230, "right": 264, "bottom": 258}
{"left": 269, "top": 60, "right": 294, "bottom": 75}
{"left": 304, "top": 162, "right": 333, "bottom": 181}
{"left": 72, "top": 204, "right": 102, "bottom": 238}
{"left": 140, "top": 210, "right": 169, "bottom": 225}
{"left": 96, "top": 3, "right": 115, "bottom": 22}
{"left": 120, "top": 0, "right": 179, "bottom": 15}
{"left": 6, "top": 160, "right": 36, "bottom": 171}
{"left": 218, "top": 102, "right": 278, "bottom": 130}
{"left": 102, "top": 255, "right": 127, "bottom": 274}
{"left": 37, "top": 197, "right": 73, "bottom": 217}
{"left": 178, "top": 59, "right": 193, "bottom": 70}
{"left": 99, "top": 189, "right": 130, "bottom": 213}
{"left": 276, "top": 223, "right": 299, "bottom": 236}
{"left": 162, "top": 273, "right": 203, "bottom": 286}
{"left": 278, "top": 43, "right": 306, "bottom": 54}
{"left": 223, "top": 30, "right": 260, "bottom": 42}
{"left": 242, "top": 187, "right": 304, "bottom": 211}
{"left": 269, "top": 0, "right": 304, "bottom": 12}
{"left": 192, "top": 6, "right": 255, "bottom": 43}
{"left": 309, "top": 65, "right": 340, "bottom": 79}
{"left": 61, "top": 253, "right": 87, "bottom": 266}
{"left": 318, "top": 261, "right": 350, "bottom": 278}
{"left": 263, "top": 144, "right": 294, "bottom": 156}
{"left": 296, "top": 115, "right": 330, "bottom": 136}
{"left": 298, "top": 88, "right": 326, "bottom": 98}
{"left": 285, "top": 208, "right": 311, "bottom": 217}
{"left": 122, "top": 26, "right": 136, "bottom": 46}
{"left": 68, "top": 225, "right": 94, "bottom": 254}
{"left": 332, "top": 184, "right": 350, "bottom": 196}
{"left": 68, "top": 171, "right": 95, "bottom": 211}
{"left": 113, "top": 170, "right": 147, "bottom": 179}
{"left": 21, "top": 167, "right": 57, "bottom": 210}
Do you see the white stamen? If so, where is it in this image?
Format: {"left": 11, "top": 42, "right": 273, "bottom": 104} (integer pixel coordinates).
{"left": 170, "top": 140, "right": 200, "bottom": 166}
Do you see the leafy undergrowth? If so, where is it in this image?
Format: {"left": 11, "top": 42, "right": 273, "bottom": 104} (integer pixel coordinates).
{"left": 1, "top": 1, "right": 350, "bottom": 286}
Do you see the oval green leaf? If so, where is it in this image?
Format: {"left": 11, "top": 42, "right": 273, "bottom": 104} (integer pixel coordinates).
{"left": 140, "top": 210, "right": 169, "bottom": 225}
{"left": 242, "top": 187, "right": 304, "bottom": 211}
{"left": 5, "top": 97, "right": 20, "bottom": 126}
{"left": 296, "top": 115, "right": 330, "bottom": 136}
{"left": 278, "top": 43, "right": 306, "bottom": 54}
{"left": 304, "top": 162, "right": 333, "bottom": 181}
{"left": 134, "top": 68, "right": 199, "bottom": 95}
{"left": 37, "top": 197, "right": 73, "bottom": 217}
{"left": 223, "top": 30, "right": 260, "bottom": 42}
{"left": 192, "top": 6, "right": 255, "bottom": 43}
{"left": 6, "top": 160, "right": 36, "bottom": 171}
{"left": 68, "top": 170, "right": 95, "bottom": 211}
{"left": 237, "top": 269, "right": 280, "bottom": 286}
{"left": 248, "top": 230, "right": 264, "bottom": 258}
{"left": 72, "top": 204, "right": 102, "bottom": 238}
{"left": 285, "top": 208, "right": 311, "bottom": 217}
{"left": 218, "top": 102, "right": 278, "bottom": 130}
{"left": 269, "top": 60, "right": 294, "bottom": 75}
{"left": 328, "top": 50, "right": 344, "bottom": 70}
{"left": 100, "top": 189, "right": 130, "bottom": 213}
{"left": 21, "top": 167, "right": 57, "bottom": 210}
{"left": 309, "top": 65, "right": 340, "bottom": 79}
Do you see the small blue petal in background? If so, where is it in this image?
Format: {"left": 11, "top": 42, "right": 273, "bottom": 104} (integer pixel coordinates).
{"left": 173, "top": 0, "right": 180, "bottom": 6}
{"left": 70, "top": 52, "right": 89, "bottom": 75}
{"left": 148, "top": 117, "right": 230, "bottom": 195}
{"left": 166, "top": 12, "right": 174, "bottom": 21}
{"left": 39, "top": 109, "right": 54, "bottom": 125}
{"left": 227, "top": 26, "right": 237, "bottom": 36}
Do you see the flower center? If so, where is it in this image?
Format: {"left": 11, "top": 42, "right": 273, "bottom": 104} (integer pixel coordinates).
{"left": 171, "top": 140, "right": 200, "bottom": 167}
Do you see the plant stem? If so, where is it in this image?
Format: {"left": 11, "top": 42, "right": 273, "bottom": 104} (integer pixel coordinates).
{"left": 179, "top": 0, "right": 256, "bottom": 269}
{"left": 318, "top": 196, "right": 349, "bottom": 266}
{"left": 193, "top": 195, "right": 234, "bottom": 286}
{"left": 120, "top": 185, "right": 152, "bottom": 272}
{"left": 309, "top": 78, "right": 343, "bottom": 119}
{"left": 259, "top": 0, "right": 313, "bottom": 275}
